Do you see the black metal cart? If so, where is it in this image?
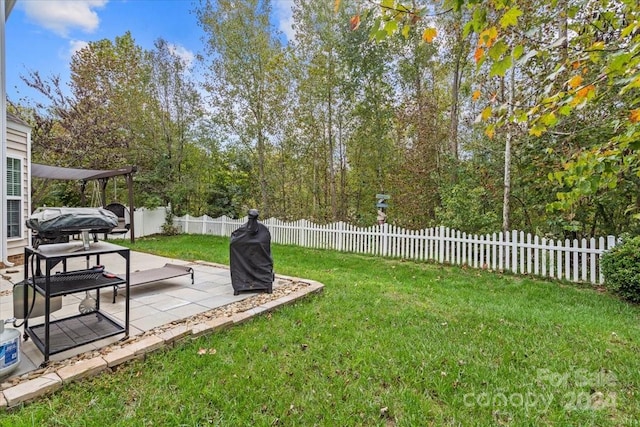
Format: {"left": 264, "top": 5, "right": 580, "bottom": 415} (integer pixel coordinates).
{"left": 22, "top": 241, "right": 130, "bottom": 365}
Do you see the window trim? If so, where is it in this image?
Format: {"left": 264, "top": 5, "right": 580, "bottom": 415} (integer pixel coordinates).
{"left": 6, "top": 156, "right": 23, "bottom": 240}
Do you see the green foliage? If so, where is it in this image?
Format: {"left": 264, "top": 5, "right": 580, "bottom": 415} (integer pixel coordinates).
{"left": 435, "top": 181, "right": 499, "bottom": 235}
{"left": 160, "top": 207, "right": 180, "bottom": 236}
{"left": 601, "top": 236, "right": 640, "bottom": 303}
{"left": 364, "top": 0, "right": 640, "bottom": 228}
{"left": 31, "top": 181, "right": 83, "bottom": 209}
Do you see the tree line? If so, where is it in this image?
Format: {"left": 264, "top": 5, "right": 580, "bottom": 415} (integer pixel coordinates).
{"left": 9, "top": 0, "right": 639, "bottom": 239}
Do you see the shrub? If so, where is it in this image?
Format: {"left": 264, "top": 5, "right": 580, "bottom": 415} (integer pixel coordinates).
{"left": 435, "top": 183, "right": 499, "bottom": 235}
{"left": 601, "top": 236, "right": 640, "bottom": 303}
{"left": 161, "top": 207, "right": 180, "bottom": 236}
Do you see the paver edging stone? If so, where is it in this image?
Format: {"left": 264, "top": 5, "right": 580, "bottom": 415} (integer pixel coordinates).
{"left": 2, "top": 373, "right": 62, "bottom": 408}
{"left": 56, "top": 357, "right": 108, "bottom": 384}
{"left": 127, "top": 335, "right": 165, "bottom": 356}
{"left": 157, "top": 324, "right": 192, "bottom": 344}
{"left": 231, "top": 309, "right": 257, "bottom": 325}
{"left": 102, "top": 346, "right": 139, "bottom": 368}
{"left": 191, "top": 316, "right": 233, "bottom": 337}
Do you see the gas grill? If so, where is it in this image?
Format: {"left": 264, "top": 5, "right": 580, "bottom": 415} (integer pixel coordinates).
{"left": 26, "top": 207, "right": 119, "bottom": 248}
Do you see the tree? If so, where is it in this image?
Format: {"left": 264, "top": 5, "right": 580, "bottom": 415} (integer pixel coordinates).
{"left": 340, "top": 19, "right": 396, "bottom": 225}
{"left": 389, "top": 25, "right": 450, "bottom": 228}
{"left": 20, "top": 32, "right": 153, "bottom": 207}
{"left": 196, "top": 0, "right": 285, "bottom": 217}
{"left": 67, "top": 32, "right": 149, "bottom": 169}
{"left": 142, "top": 38, "right": 204, "bottom": 214}
{"left": 21, "top": 32, "right": 209, "bottom": 210}
{"left": 22, "top": 32, "right": 149, "bottom": 173}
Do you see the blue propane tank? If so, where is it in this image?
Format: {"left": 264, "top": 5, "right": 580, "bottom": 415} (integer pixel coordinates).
{"left": 0, "top": 320, "right": 20, "bottom": 378}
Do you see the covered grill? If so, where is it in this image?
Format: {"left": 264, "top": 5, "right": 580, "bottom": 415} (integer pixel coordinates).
{"left": 229, "top": 209, "right": 274, "bottom": 295}
{"left": 26, "top": 207, "right": 119, "bottom": 248}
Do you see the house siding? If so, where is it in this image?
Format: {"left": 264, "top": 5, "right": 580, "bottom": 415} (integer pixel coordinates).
{"left": 5, "top": 117, "right": 31, "bottom": 265}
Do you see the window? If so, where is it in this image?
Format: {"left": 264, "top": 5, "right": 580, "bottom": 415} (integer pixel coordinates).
{"left": 7, "top": 157, "right": 22, "bottom": 238}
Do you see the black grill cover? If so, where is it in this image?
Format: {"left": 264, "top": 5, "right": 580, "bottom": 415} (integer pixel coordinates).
{"left": 229, "top": 210, "right": 274, "bottom": 295}
{"left": 26, "top": 207, "right": 118, "bottom": 237}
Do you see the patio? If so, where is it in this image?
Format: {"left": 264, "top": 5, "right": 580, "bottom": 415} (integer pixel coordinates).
{"left": 0, "top": 246, "right": 323, "bottom": 407}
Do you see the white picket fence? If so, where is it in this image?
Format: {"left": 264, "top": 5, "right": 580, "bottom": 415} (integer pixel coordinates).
{"left": 172, "top": 213, "right": 616, "bottom": 285}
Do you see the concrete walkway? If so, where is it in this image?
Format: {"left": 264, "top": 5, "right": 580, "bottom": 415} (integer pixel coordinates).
{"left": 0, "top": 247, "right": 323, "bottom": 408}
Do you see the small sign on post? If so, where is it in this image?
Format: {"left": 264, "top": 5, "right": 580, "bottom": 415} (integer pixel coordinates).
{"left": 376, "top": 194, "right": 390, "bottom": 224}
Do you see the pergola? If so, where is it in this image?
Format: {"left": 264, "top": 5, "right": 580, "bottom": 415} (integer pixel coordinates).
{"left": 31, "top": 163, "right": 137, "bottom": 243}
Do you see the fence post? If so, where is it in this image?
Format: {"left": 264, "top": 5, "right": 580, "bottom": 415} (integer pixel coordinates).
{"left": 511, "top": 230, "right": 518, "bottom": 273}
{"left": 382, "top": 222, "right": 389, "bottom": 257}
{"left": 600, "top": 235, "right": 617, "bottom": 284}
{"left": 300, "top": 219, "right": 307, "bottom": 248}
{"left": 533, "top": 235, "right": 539, "bottom": 276}
{"left": 556, "top": 239, "right": 563, "bottom": 279}
{"left": 438, "top": 226, "right": 444, "bottom": 263}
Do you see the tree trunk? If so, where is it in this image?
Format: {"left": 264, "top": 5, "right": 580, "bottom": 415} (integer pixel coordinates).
{"left": 502, "top": 68, "right": 516, "bottom": 233}
{"left": 449, "top": 19, "right": 464, "bottom": 160}
{"left": 449, "top": 57, "right": 460, "bottom": 159}
{"left": 327, "top": 52, "right": 338, "bottom": 220}
{"left": 257, "top": 128, "right": 269, "bottom": 217}
{"left": 502, "top": 130, "right": 512, "bottom": 233}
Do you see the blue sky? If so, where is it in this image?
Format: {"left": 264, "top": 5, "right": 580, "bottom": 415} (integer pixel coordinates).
{"left": 5, "top": 0, "right": 294, "bottom": 103}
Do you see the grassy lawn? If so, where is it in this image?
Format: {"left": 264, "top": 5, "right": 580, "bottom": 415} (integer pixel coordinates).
{"left": 2, "top": 234, "right": 640, "bottom": 426}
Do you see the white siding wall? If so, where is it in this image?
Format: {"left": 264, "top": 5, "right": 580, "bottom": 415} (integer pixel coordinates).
{"left": 5, "top": 119, "right": 31, "bottom": 260}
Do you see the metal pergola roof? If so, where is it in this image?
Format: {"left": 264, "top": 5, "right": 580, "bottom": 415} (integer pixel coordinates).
{"left": 31, "top": 164, "right": 136, "bottom": 181}
{"left": 31, "top": 163, "right": 137, "bottom": 243}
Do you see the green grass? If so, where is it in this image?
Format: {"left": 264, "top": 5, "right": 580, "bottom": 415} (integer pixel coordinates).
{"left": 2, "top": 234, "right": 640, "bottom": 426}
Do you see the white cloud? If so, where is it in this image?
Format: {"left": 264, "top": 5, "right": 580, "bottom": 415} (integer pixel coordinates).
{"left": 22, "top": 0, "right": 108, "bottom": 37}
{"left": 168, "top": 43, "right": 195, "bottom": 68}
{"left": 272, "top": 0, "right": 295, "bottom": 42}
{"left": 68, "top": 39, "right": 89, "bottom": 57}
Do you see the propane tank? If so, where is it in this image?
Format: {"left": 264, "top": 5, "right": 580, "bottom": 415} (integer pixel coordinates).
{"left": 0, "top": 319, "right": 21, "bottom": 378}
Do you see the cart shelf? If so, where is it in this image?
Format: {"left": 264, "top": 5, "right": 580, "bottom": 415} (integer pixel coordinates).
{"left": 32, "top": 272, "right": 125, "bottom": 297}
{"left": 26, "top": 312, "right": 125, "bottom": 356}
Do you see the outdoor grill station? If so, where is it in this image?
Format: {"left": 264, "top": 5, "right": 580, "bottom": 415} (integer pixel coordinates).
{"left": 1, "top": 164, "right": 138, "bottom": 368}
{"left": 17, "top": 207, "right": 131, "bottom": 366}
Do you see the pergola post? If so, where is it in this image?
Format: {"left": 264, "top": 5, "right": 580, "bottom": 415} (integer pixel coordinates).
{"left": 99, "top": 178, "right": 108, "bottom": 208}
{"left": 127, "top": 172, "right": 135, "bottom": 243}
